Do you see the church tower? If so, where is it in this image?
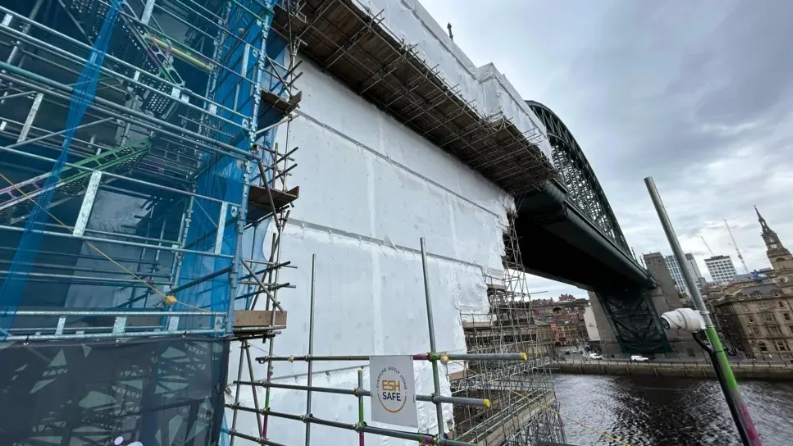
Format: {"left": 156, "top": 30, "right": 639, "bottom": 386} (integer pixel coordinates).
{"left": 756, "top": 207, "right": 793, "bottom": 276}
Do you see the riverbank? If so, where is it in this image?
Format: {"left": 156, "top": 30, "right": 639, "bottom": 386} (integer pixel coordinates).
{"left": 552, "top": 359, "right": 793, "bottom": 380}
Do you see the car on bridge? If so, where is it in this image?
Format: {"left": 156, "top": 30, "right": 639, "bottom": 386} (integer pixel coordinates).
{"left": 589, "top": 353, "right": 603, "bottom": 360}
{"left": 630, "top": 355, "right": 650, "bottom": 362}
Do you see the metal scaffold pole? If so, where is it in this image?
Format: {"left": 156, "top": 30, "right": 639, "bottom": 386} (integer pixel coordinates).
{"left": 224, "top": 238, "right": 560, "bottom": 446}
{"left": 0, "top": 0, "right": 302, "bottom": 444}
{"left": 645, "top": 177, "right": 762, "bottom": 446}
{"left": 420, "top": 237, "right": 447, "bottom": 437}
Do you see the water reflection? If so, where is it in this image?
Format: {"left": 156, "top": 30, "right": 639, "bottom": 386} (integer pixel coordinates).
{"left": 554, "top": 374, "right": 793, "bottom": 446}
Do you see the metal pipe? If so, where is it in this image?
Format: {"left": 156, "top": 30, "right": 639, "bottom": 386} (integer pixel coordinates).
{"left": 694, "top": 332, "right": 749, "bottom": 446}
{"left": 0, "top": 270, "right": 170, "bottom": 285}
{"left": 645, "top": 177, "right": 761, "bottom": 446}
{"left": 0, "top": 15, "right": 249, "bottom": 123}
{"left": 0, "top": 62, "right": 254, "bottom": 160}
{"left": 234, "top": 381, "right": 490, "bottom": 407}
{"left": 227, "top": 430, "right": 288, "bottom": 446}
{"left": 4, "top": 0, "right": 44, "bottom": 67}
{"left": 0, "top": 245, "right": 158, "bottom": 266}
{"left": 228, "top": 337, "right": 247, "bottom": 446}
{"left": 305, "top": 254, "right": 317, "bottom": 446}
{"left": 0, "top": 258, "right": 170, "bottom": 278}
{"left": 357, "top": 368, "right": 366, "bottom": 446}
{"left": 0, "top": 142, "right": 230, "bottom": 205}
{"left": 244, "top": 340, "right": 264, "bottom": 436}
{"left": 420, "top": 237, "right": 446, "bottom": 437}
{"left": 0, "top": 224, "right": 233, "bottom": 259}
{"left": 416, "top": 352, "right": 528, "bottom": 362}
{"left": 11, "top": 310, "right": 220, "bottom": 317}
{"left": 2, "top": 328, "right": 220, "bottom": 341}
{"left": 256, "top": 352, "right": 525, "bottom": 363}
{"left": 238, "top": 261, "right": 292, "bottom": 280}
{"left": 170, "top": 266, "right": 233, "bottom": 294}
{"left": 227, "top": 161, "right": 250, "bottom": 332}
{"left": 241, "top": 261, "right": 283, "bottom": 311}
{"left": 226, "top": 406, "right": 476, "bottom": 446}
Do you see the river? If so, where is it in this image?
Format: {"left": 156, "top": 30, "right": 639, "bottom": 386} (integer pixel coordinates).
{"left": 553, "top": 374, "right": 793, "bottom": 446}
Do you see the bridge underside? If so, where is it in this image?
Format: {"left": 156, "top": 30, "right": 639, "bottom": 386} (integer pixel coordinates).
{"left": 514, "top": 181, "right": 672, "bottom": 354}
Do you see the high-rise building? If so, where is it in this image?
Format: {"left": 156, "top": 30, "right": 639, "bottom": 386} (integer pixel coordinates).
{"left": 706, "top": 255, "right": 738, "bottom": 284}
{"left": 665, "top": 253, "right": 704, "bottom": 295}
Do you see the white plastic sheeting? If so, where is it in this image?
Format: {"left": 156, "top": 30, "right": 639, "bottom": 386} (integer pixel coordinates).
{"left": 226, "top": 0, "right": 556, "bottom": 442}
{"left": 228, "top": 60, "right": 513, "bottom": 445}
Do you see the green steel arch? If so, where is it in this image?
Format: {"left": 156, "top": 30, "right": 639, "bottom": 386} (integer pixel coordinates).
{"left": 522, "top": 101, "right": 672, "bottom": 354}
{"left": 526, "top": 100, "right": 630, "bottom": 255}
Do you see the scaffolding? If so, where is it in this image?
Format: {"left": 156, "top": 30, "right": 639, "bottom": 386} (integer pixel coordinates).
{"left": 269, "top": 0, "right": 556, "bottom": 197}
{"left": 226, "top": 239, "right": 562, "bottom": 446}
{"left": 0, "top": 0, "right": 565, "bottom": 444}
{"left": 0, "top": 0, "right": 301, "bottom": 444}
{"left": 451, "top": 209, "right": 567, "bottom": 445}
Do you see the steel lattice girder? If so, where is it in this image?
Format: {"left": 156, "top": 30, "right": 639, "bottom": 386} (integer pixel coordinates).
{"left": 595, "top": 287, "right": 672, "bottom": 354}
{"left": 526, "top": 101, "right": 630, "bottom": 254}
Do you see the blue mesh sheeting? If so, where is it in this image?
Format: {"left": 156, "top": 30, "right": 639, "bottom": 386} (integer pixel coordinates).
{"left": 174, "top": 0, "right": 278, "bottom": 334}
{"left": 0, "top": 0, "right": 122, "bottom": 339}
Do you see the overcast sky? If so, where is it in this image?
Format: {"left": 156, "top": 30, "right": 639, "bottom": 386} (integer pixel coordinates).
{"left": 422, "top": 0, "right": 793, "bottom": 299}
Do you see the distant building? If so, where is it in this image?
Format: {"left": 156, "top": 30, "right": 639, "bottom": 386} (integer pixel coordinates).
{"left": 529, "top": 297, "right": 589, "bottom": 347}
{"left": 665, "top": 253, "right": 704, "bottom": 295}
{"left": 582, "top": 301, "right": 600, "bottom": 342}
{"left": 706, "top": 255, "right": 738, "bottom": 285}
{"left": 711, "top": 208, "right": 793, "bottom": 359}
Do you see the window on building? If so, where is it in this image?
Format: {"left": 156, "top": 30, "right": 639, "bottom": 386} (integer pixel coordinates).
{"left": 776, "top": 341, "right": 789, "bottom": 352}
{"left": 747, "top": 327, "right": 755, "bottom": 336}
{"left": 760, "top": 301, "right": 768, "bottom": 309}
{"left": 785, "top": 313, "right": 791, "bottom": 321}
{"left": 778, "top": 299, "right": 784, "bottom": 306}
{"left": 747, "top": 315, "right": 754, "bottom": 323}
{"left": 752, "top": 291, "right": 761, "bottom": 298}
{"left": 769, "top": 326, "right": 783, "bottom": 335}
{"left": 759, "top": 341, "right": 768, "bottom": 352}
{"left": 764, "top": 314, "right": 775, "bottom": 322}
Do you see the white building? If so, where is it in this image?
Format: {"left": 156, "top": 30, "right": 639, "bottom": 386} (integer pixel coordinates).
{"left": 665, "top": 253, "right": 704, "bottom": 295}
{"left": 582, "top": 302, "right": 600, "bottom": 342}
{"left": 705, "top": 255, "right": 738, "bottom": 285}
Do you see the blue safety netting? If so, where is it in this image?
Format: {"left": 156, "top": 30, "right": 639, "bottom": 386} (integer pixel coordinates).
{"left": 216, "top": 1, "right": 291, "bottom": 443}
{"left": 175, "top": 0, "right": 283, "bottom": 335}
{"left": 0, "top": 0, "right": 122, "bottom": 339}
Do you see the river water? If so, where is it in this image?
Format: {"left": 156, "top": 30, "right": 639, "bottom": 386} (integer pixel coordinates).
{"left": 553, "top": 374, "right": 793, "bottom": 446}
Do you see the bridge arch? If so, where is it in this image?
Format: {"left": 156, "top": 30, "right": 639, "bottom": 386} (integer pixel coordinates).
{"left": 513, "top": 101, "right": 672, "bottom": 354}
{"left": 526, "top": 101, "right": 629, "bottom": 254}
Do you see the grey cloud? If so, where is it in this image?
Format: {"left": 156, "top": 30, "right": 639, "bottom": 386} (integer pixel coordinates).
{"left": 421, "top": 0, "right": 793, "bottom": 296}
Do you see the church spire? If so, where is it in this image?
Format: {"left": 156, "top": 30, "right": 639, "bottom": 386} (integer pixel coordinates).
{"left": 756, "top": 206, "right": 771, "bottom": 234}
{"left": 756, "top": 207, "right": 793, "bottom": 274}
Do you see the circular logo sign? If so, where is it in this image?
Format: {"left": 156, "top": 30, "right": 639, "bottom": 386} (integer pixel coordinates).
{"left": 376, "top": 365, "right": 410, "bottom": 414}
